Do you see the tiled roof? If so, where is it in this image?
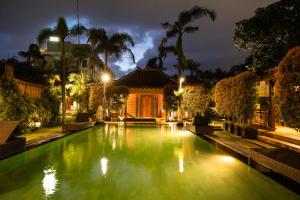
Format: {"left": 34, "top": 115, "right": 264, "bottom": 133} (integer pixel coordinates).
{"left": 117, "top": 68, "right": 177, "bottom": 88}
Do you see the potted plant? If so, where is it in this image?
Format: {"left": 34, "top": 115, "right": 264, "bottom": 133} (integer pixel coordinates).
{"left": 192, "top": 112, "right": 213, "bottom": 134}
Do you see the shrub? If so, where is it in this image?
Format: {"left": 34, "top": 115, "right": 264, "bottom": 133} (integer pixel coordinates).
{"left": 275, "top": 46, "right": 300, "bottom": 130}
{"left": 163, "top": 83, "right": 178, "bottom": 112}
{"left": 89, "top": 84, "right": 103, "bottom": 113}
{"left": 182, "top": 84, "right": 211, "bottom": 116}
{"left": 35, "top": 90, "right": 61, "bottom": 126}
{"left": 0, "top": 76, "right": 61, "bottom": 134}
{"left": 215, "top": 71, "right": 258, "bottom": 123}
{"left": 106, "top": 85, "right": 129, "bottom": 115}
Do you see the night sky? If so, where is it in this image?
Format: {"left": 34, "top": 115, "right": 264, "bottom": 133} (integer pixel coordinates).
{"left": 0, "top": 0, "right": 277, "bottom": 77}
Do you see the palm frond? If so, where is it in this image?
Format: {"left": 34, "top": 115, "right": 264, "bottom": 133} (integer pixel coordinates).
{"left": 166, "top": 27, "right": 179, "bottom": 38}
{"left": 183, "top": 26, "right": 199, "bottom": 33}
{"left": 123, "top": 47, "right": 135, "bottom": 63}
{"left": 70, "top": 24, "right": 88, "bottom": 36}
{"left": 55, "top": 17, "right": 69, "bottom": 39}
{"left": 37, "top": 28, "right": 54, "bottom": 46}
{"left": 178, "top": 6, "right": 216, "bottom": 26}
{"left": 164, "top": 45, "right": 178, "bottom": 56}
{"left": 87, "top": 28, "right": 107, "bottom": 49}
{"left": 110, "top": 33, "right": 135, "bottom": 47}
{"left": 161, "top": 22, "right": 173, "bottom": 29}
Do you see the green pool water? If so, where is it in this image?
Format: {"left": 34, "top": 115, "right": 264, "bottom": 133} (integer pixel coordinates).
{"left": 0, "top": 125, "right": 299, "bottom": 200}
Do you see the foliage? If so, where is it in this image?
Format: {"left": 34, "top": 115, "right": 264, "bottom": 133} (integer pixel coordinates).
{"left": 234, "top": 0, "right": 300, "bottom": 71}
{"left": 106, "top": 85, "right": 129, "bottom": 114}
{"left": 88, "top": 28, "right": 135, "bottom": 75}
{"left": 0, "top": 76, "right": 35, "bottom": 122}
{"left": 35, "top": 89, "right": 61, "bottom": 126}
{"left": 193, "top": 113, "right": 210, "bottom": 126}
{"left": 88, "top": 84, "right": 103, "bottom": 113}
{"left": 66, "top": 72, "right": 90, "bottom": 112}
{"left": 163, "top": 83, "right": 178, "bottom": 112}
{"left": 0, "top": 76, "right": 60, "bottom": 134}
{"left": 18, "top": 43, "right": 45, "bottom": 67}
{"left": 182, "top": 84, "right": 210, "bottom": 116}
{"left": 258, "top": 97, "right": 270, "bottom": 111}
{"left": 38, "top": 17, "right": 87, "bottom": 123}
{"left": 145, "top": 37, "right": 168, "bottom": 70}
{"left": 214, "top": 71, "right": 258, "bottom": 123}
{"left": 275, "top": 46, "right": 300, "bottom": 130}
{"left": 162, "top": 5, "right": 216, "bottom": 79}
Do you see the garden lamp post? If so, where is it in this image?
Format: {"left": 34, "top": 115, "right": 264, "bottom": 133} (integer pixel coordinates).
{"left": 102, "top": 73, "right": 110, "bottom": 119}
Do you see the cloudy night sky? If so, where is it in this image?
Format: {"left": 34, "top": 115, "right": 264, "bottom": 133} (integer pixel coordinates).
{"left": 0, "top": 0, "right": 277, "bottom": 77}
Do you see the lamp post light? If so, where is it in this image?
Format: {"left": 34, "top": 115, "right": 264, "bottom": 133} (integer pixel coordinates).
{"left": 102, "top": 73, "right": 110, "bottom": 120}
{"left": 179, "top": 77, "right": 185, "bottom": 91}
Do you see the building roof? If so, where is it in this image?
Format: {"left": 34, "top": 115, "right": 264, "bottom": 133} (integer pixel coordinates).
{"left": 117, "top": 68, "right": 177, "bottom": 88}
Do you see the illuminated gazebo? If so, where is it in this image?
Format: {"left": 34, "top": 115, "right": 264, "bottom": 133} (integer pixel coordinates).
{"left": 117, "top": 68, "right": 176, "bottom": 119}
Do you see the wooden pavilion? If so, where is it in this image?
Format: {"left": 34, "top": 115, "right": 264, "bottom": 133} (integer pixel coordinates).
{"left": 116, "top": 68, "right": 177, "bottom": 119}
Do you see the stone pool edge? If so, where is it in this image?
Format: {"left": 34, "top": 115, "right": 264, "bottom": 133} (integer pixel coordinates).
{"left": 185, "top": 123, "right": 300, "bottom": 195}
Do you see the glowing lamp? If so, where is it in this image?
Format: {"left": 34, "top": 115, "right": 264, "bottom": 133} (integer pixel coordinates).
{"left": 49, "top": 36, "right": 59, "bottom": 42}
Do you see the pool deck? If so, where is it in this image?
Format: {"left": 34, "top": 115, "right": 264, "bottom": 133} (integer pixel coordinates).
{"left": 189, "top": 128, "right": 300, "bottom": 185}
{"left": 23, "top": 126, "right": 73, "bottom": 150}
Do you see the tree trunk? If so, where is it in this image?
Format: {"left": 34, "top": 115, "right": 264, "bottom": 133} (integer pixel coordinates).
{"left": 61, "top": 39, "right": 66, "bottom": 124}
{"left": 104, "top": 52, "right": 108, "bottom": 71}
{"left": 176, "top": 32, "right": 184, "bottom": 122}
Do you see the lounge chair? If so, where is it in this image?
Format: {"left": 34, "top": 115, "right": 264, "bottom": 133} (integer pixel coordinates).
{"left": 0, "top": 121, "right": 26, "bottom": 159}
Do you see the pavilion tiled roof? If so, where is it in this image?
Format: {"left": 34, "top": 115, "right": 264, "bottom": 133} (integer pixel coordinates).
{"left": 116, "top": 68, "right": 177, "bottom": 88}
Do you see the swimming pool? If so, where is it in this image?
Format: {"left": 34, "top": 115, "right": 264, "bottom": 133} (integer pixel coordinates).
{"left": 0, "top": 125, "right": 299, "bottom": 199}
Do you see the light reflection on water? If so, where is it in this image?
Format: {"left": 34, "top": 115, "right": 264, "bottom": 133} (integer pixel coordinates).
{"left": 42, "top": 167, "right": 58, "bottom": 198}
{"left": 100, "top": 157, "right": 109, "bottom": 176}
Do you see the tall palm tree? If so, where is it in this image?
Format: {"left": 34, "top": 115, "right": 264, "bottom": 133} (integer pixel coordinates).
{"left": 87, "top": 28, "right": 135, "bottom": 74}
{"left": 162, "top": 6, "right": 216, "bottom": 81}
{"left": 37, "top": 17, "right": 87, "bottom": 123}
{"left": 145, "top": 37, "right": 168, "bottom": 70}
{"left": 162, "top": 5, "right": 216, "bottom": 122}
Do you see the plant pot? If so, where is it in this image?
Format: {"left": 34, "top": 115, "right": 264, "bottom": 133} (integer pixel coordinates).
{"left": 229, "top": 123, "right": 234, "bottom": 134}
{"left": 195, "top": 125, "right": 214, "bottom": 134}
{"left": 234, "top": 124, "right": 242, "bottom": 136}
{"left": 223, "top": 122, "right": 229, "bottom": 131}
{"left": 241, "top": 126, "right": 258, "bottom": 139}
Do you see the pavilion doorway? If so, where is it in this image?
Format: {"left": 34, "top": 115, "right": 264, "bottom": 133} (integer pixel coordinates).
{"left": 140, "top": 95, "right": 154, "bottom": 118}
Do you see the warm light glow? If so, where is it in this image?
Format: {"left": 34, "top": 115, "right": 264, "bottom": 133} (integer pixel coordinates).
{"left": 112, "top": 139, "right": 116, "bottom": 150}
{"left": 220, "top": 155, "right": 235, "bottom": 164}
{"left": 179, "top": 77, "right": 185, "bottom": 90}
{"left": 34, "top": 121, "right": 41, "bottom": 128}
{"left": 100, "top": 157, "right": 108, "bottom": 176}
{"left": 102, "top": 73, "right": 110, "bottom": 83}
{"left": 49, "top": 36, "right": 59, "bottom": 42}
{"left": 42, "top": 167, "right": 58, "bottom": 197}
{"left": 180, "top": 77, "right": 185, "bottom": 83}
{"left": 179, "top": 158, "right": 184, "bottom": 173}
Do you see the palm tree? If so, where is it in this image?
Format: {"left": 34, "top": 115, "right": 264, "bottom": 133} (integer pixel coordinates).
{"left": 145, "top": 37, "right": 168, "bottom": 70}
{"left": 162, "top": 6, "right": 216, "bottom": 122}
{"left": 37, "top": 17, "right": 87, "bottom": 123}
{"left": 66, "top": 72, "right": 89, "bottom": 112}
{"left": 87, "top": 28, "right": 135, "bottom": 74}
{"left": 161, "top": 5, "right": 216, "bottom": 81}
{"left": 18, "top": 43, "right": 45, "bottom": 67}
